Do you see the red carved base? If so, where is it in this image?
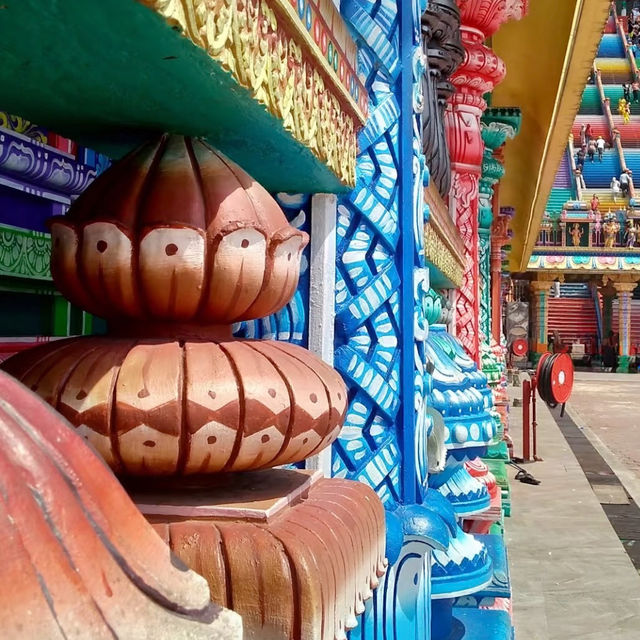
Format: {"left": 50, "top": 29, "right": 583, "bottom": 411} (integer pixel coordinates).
{"left": 131, "top": 469, "right": 387, "bottom": 640}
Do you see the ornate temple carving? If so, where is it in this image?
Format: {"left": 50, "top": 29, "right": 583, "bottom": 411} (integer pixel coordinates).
{"left": 3, "top": 134, "right": 386, "bottom": 639}
{"left": 421, "top": 0, "right": 464, "bottom": 198}
{"left": 140, "top": 0, "right": 366, "bottom": 186}
{"left": 0, "top": 369, "right": 241, "bottom": 639}
{"left": 491, "top": 207, "right": 514, "bottom": 343}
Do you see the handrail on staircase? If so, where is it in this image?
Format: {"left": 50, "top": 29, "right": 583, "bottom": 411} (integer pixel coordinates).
{"left": 614, "top": 2, "right": 640, "bottom": 81}
{"left": 611, "top": 1, "right": 637, "bottom": 200}
{"left": 567, "top": 135, "right": 582, "bottom": 201}
{"left": 593, "top": 61, "right": 635, "bottom": 199}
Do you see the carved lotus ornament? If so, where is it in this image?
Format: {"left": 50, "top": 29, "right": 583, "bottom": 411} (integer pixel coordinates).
{"left": 4, "top": 336, "right": 347, "bottom": 475}
{"left": 50, "top": 135, "right": 308, "bottom": 324}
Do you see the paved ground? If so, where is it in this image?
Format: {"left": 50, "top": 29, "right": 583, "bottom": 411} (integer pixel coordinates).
{"left": 506, "top": 376, "right": 640, "bottom": 640}
{"left": 571, "top": 372, "right": 640, "bottom": 479}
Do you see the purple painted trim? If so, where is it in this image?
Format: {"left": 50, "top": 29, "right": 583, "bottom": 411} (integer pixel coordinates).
{"left": 0, "top": 127, "right": 98, "bottom": 198}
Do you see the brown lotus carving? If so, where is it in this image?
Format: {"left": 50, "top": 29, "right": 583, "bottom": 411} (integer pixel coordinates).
{"left": 50, "top": 135, "right": 308, "bottom": 323}
{"left": 0, "top": 370, "right": 241, "bottom": 638}
{"left": 4, "top": 337, "right": 347, "bottom": 475}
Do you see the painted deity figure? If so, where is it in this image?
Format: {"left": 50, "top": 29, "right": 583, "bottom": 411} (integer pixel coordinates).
{"left": 569, "top": 222, "right": 583, "bottom": 247}
{"left": 619, "top": 97, "right": 632, "bottom": 124}
{"left": 603, "top": 215, "right": 621, "bottom": 248}
{"left": 594, "top": 210, "right": 602, "bottom": 246}
{"left": 626, "top": 219, "right": 639, "bottom": 247}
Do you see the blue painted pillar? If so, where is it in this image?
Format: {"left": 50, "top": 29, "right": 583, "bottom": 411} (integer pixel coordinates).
{"left": 400, "top": 0, "right": 418, "bottom": 506}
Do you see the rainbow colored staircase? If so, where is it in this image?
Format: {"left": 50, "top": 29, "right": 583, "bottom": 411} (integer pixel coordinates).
{"left": 548, "top": 283, "right": 600, "bottom": 355}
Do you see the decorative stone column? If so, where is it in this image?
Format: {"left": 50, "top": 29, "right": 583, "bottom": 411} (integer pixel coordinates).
{"left": 421, "top": 0, "right": 464, "bottom": 198}
{"left": 612, "top": 278, "right": 639, "bottom": 372}
{"left": 478, "top": 125, "right": 508, "bottom": 342}
{"left": 491, "top": 207, "right": 513, "bottom": 344}
{"left": 598, "top": 280, "right": 616, "bottom": 338}
{"left": 445, "top": 0, "right": 525, "bottom": 363}
{"left": 529, "top": 277, "right": 556, "bottom": 363}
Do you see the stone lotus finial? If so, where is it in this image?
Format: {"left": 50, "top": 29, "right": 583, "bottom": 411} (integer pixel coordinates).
{"left": 3, "top": 337, "right": 347, "bottom": 475}
{"left": 5, "top": 135, "right": 346, "bottom": 476}
{"left": 50, "top": 135, "right": 308, "bottom": 326}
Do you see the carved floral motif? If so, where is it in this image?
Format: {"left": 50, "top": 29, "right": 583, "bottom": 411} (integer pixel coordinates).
{"left": 0, "top": 224, "right": 51, "bottom": 280}
{"left": 0, "top": 128, "right": 98, "bottom": 197}
{"left": 0, "top": 111, "right": 47, "bottom": 143}
{"left": 139, "top": 0, "right": 364, "bottom": 185}
{"left": 452, "top": 171, "right": 480, "bottom": 356}
{"left": 457, "top": 0, "right": 527, "bottom": 36}
{"left": 424, "top": 221, "right": 465, "bottom": 286}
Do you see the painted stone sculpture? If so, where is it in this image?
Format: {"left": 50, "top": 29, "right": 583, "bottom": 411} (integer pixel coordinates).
{"left": 603, "top": 214, "right": 620, "bottom": 248}
{"left": 3, "top": 134, "right": 386, "bottom": 640}
{"left": 0, "top": 369, "right": 242, "bottom": 639}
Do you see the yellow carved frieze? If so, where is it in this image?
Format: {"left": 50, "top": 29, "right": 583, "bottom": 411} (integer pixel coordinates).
{"left": 423, "top": 183, "right": 465, "bottom": 287}
{"left": 424, "top": 223, "right": 464, "bottom": 287}
{"left": 139, "top": 0, "right": 366, "bottom": 186}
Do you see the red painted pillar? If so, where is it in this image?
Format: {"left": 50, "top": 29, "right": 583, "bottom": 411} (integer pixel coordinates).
{"left": 522, "top": 379, "right": 531, "bottom": 462}
{"left": 445, "top": 0, "right": 525, "bottom": 363}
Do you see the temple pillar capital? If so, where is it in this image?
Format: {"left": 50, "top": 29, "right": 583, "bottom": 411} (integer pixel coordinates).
{"left": 457, "top": 0, "right": 528, "bottom": 37}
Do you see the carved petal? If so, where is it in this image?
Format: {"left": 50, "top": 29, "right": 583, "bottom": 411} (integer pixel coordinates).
{"left": 50, "top": 221, "right": 100, "bottom": 315}
{"left": 204, "top": 227, "right": 267, "bottom": 322}
{"left": 139, "top": 227, "right": 206, "bottom": 319}
{"left": 81, "top": 222, "right": 140, "bottom": 317}
{"left": 244, "top": 232, "right": 305, "bottom": 318}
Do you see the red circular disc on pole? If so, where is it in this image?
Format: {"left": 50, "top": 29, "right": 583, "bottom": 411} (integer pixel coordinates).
{"left": 550, "top": 353, "right": 574, "bottom": 403}
{"left": 512, "top": 338, "right": 528, "bottom": 357}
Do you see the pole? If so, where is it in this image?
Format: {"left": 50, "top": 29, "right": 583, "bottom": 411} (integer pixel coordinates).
{"left": 531, "top": 374, "right": 541, "bottom": 461}
{"left": 522, "top": 379, "right": 531, "bottom": 462}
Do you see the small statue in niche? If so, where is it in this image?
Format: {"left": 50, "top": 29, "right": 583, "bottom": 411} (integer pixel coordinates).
{"left": 625, "top": 219, "right": 639, "bottom": 248}
{"left": 569, "top": 222, "right": 583, "bottom": 247}
{"left": 603, "top": 214, "right": 621, "bottom": 248}
{"left": 594, "top": 210, "right": 602, "bottom": 246}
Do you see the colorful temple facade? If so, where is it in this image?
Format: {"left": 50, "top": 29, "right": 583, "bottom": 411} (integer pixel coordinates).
{"left": 0, "top": 0, "right": 608, "bottom": 638}
{"left": 525, "top": 2, "right": 640, "bottom": 372}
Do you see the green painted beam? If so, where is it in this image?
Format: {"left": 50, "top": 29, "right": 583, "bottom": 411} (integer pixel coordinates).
{"left": 0, "top": 0, "right": 346, "bottom": 193}
{"left": 427, "top": 264, "right": 459, "bottom": 290}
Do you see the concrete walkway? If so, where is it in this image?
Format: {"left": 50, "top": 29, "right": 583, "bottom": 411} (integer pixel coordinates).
{"left": 571, "top": 371, "right": 640, "bottom": 483}
{"left": 506, "top": 378, "right": 640, "bottom": 640}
